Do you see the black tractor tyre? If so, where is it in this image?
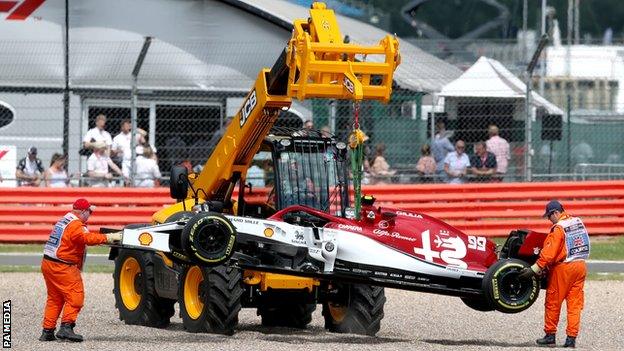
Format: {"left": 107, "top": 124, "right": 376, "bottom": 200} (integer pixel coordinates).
{"left": 482, "top": 258, "right": 540, "bottom": 314}
{"left": 113, "top": 249, "right": 175, "bottom": 328}
{"left": 460, "top": 296, "right": 495, "bottom": 312}
{"left": 163, "top": 211, "right": 195, "bottom": 265}
{"left": 178, "top": 265, "right": 243, "bottom": 335}
{"left": 257, "top": 291, "right": 316, "bottom": 329}
{"left": 181, "top": 212, "right": 237, "bottom": 265}
{"left": 322, "top": 284, "right": 385, "bottom": 336}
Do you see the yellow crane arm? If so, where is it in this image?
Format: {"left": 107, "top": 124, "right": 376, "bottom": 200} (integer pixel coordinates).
{"left": 153, "top": 2, "right": 400, "bottom": 222}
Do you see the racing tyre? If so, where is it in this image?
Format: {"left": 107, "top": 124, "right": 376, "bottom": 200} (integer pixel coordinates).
{"left": 482, "top": 258, "right": 540, "bottom": 314}
{"left": 113, "top": 248, "right": 175, "bottom": 327}
{"left": 164, "top": 211, "right": 195, "bottom": 265}
{"left": 181, "top": 212, "right": 237, "bottom": 265}
{"left": 322, "top": 283, "right": 385, "bottom": 336}
{"left": 178, "top": 264, "right": 243, "bottom": 335}
{"left": 258, "top": 290, "right": 316, "bottom": 329}
{"left": 460, "top": 296, "right": 495, "bottom": 312}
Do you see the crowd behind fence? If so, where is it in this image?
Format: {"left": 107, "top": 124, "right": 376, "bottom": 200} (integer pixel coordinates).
{"left": 1, "top": 40, "right": 623, "bottom": 188}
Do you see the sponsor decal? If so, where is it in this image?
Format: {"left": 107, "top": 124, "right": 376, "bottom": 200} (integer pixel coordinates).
{"left": 377, "top": 220, "right": 389, "bottom": 229}
{"left": 337, "top": 224, "right": 362, "bottom": 232}
{"left": 138, "top": 232, "right": 153, "bottom": 246}
{"left": 413, "top": 230, "right": 468, "bottom": 269}
{"left": 396, "top": 210, "right": 423, "bottom": 219}
{"left": 239, "top": 90, "right": 257, "bottom": 128}
{"left": 263, "top": 227, "right": 274, "bottom": 238}
{"left": 373, "top": 229, "right": 417, "bottom": 242}
{"left": 291, "top": 231, "right": 305, "bottom": 245}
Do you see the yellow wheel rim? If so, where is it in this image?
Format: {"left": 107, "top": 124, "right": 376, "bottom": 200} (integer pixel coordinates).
{"left": 184, "top": 266, "right": 204, "bottom": 320}
{"left": 328, "top": 302, "right": 347, "bottom": 323}
{"left": 120, "top": 257, "right": 141, "bottom": 311}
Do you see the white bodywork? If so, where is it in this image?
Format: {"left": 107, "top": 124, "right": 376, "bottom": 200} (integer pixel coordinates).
{"left": 120, "top": 212, "right": 482, "bottom": 280}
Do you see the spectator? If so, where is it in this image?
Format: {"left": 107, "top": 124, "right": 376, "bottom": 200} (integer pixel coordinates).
{"left": 87, "top": 141, "right": 125, "bottom": 187}
{"left": 16, "top": 146, "right": 44, "bottom": 187}
{"left": 320, "top": 125, "right": 332, "bottom": 138}
{"left": 370, "top": 143, "right": 395, "bottom": 184}
{"left": 416, "top": 144, "right": 436, "bottom": 181}
{"left": 431, "top": 120, "right": 455, "bottom": 181}
{"left": 246, "top": 160, "right": 266, "bottom": 188}
{"left": 444, "top": 140, "right": 471, "bottom": 184}
{"left": 82, "top": 114, "right": 113, "bottom": 156}
{"left": 470, "top": 141, "right": 498, "bottom": 182}
{"left": 571, "top": 141, "right": 594, "bottom": 165}
{"left": 486, "top": 125, "right": 510, "bottom": 181}
{"left": 112, "top": 119, "right": 148, "bottom": 177}
{"left": 303, "top": 119, "right": 314, "bottom": 130}
{"left": 44, "top": 153, "right": 69, "bottom": 188}
{"left": 134, "top": 146, "right": 161, "bottom": 187}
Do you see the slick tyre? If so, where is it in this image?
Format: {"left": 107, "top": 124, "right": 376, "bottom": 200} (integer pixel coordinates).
{"left": 164, "top": 211, "right": 195, "bottom": 265}
{"left": 258, "top": 290, "right": 316, "bottom": 329}
{"left": 483, "top": 258, "right": 540, "bottom": 314}
{"left": 178, "top": 265, "right": 243, "bottom": 335}
{"left": 181, "top": 212, "right": 236, "bottom": 265}
{"left": 322, "top": 283, "right": 385, "bottom": 336}
{"left": 460, "top": 296, "right": 495, "bottom": 312}
{"left": 113, "top": 249, "right": 175, "bottom": 327}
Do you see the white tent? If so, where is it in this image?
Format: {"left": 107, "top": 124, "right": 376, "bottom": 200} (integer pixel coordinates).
{"left": 439, "top": 56, "right": 563, "bottom": 115}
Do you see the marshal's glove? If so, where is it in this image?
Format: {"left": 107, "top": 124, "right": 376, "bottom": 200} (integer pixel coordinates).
{"left": 106, "top": 232, "right": 122, "bottom": 245}
{"left": 518, "top": 264, "right": 542, "bottom": 280}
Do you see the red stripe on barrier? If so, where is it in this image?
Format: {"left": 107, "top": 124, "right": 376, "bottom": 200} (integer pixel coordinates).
{"left": 0, "top": 1, "right": 17, "bottom": 12}
{"left": 6, "top": 0, "right": 44, "bottom": 20}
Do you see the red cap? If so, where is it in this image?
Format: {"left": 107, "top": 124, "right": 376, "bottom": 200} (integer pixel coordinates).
{"left": 73, "top": 198, "right": 95, "bottom": 211}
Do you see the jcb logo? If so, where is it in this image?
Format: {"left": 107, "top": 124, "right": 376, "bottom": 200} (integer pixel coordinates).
{"left": 1, "top": 0, "right": 46, "bottom": 20}
{"left": 239, "top": 90, "right": 257, "bottom": 128}
{"left": 343, "top": 76, "right": 355, "bottom": 95}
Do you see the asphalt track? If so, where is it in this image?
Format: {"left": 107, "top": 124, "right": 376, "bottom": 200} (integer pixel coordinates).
{"left": 2, "top": 253, "right": 624, "bottom": 272}
{"left": 1, "top": 273, "right": 623, "bottom": 351}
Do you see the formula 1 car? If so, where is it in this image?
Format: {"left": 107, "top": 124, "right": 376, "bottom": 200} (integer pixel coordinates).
{"left": 117, "top": 189, "right": 547, "bottom": 316}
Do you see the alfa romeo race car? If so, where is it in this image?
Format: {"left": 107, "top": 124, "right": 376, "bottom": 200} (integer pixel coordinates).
{"left": 117, "top": 193, "right": 547, "bottom": 316}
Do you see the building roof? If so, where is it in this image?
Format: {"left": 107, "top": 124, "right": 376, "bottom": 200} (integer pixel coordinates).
{"left": 228, "top": 0, "right": 462, "bottom": 93}
{"left": 439, "top": 56, "right": 563, "bottom": 115}
{"left": 0, "top": 0, "right": 460, "bottom": 94}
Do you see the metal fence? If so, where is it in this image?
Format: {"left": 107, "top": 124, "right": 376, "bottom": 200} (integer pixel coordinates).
{"left": 1, "top": 40, "right": 623, "bottom": 188}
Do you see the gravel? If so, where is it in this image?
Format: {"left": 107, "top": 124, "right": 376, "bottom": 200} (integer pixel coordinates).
{"left": 2, "top": 272, "right": 623, "bottom": 350}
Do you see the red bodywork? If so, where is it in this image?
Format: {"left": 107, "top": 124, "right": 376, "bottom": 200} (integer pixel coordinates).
{"left": 270, "top": 204, "right": 500, "bottom": 272}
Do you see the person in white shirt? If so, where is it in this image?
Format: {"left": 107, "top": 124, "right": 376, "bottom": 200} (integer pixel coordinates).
{"left": 83, "top": 114, "right": 113, "bottom": 155}
{"left": 134, "top": 146, "right": 161, "bottom": 187}
{"left": 444, "top": 140, "right": 471, "bottom": 184}
{"left": 44, "top": 153, "right": 70, "bottom": 188}
{"left": 111, "top": 119, "right": 150, "bottom": 177}
{"left": 87, "top": 141, "right": 125, "bottom": 187}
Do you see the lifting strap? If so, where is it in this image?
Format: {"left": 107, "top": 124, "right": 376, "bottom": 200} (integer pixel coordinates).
{"left": 348, "top": 103, "right": 365, "bottom": 220}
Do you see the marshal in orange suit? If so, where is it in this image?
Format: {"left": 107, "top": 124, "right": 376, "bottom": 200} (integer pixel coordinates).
{"left": 39, "top": 198, "right": 121, "bottom": 342}
{"left": 519, "top": 200, "right": 590, "bottom": 349}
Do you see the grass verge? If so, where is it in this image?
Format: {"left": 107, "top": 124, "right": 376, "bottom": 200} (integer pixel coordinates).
{"left": 587, "top": 272, "right": 624, "bottom": 281}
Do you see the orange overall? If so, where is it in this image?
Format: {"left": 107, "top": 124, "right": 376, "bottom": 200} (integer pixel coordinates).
{"left": 535, "top": 212, "right": 589, "bottom": 337}
{"left": 41, "top": 212, "right": 107, "bottom": 329}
